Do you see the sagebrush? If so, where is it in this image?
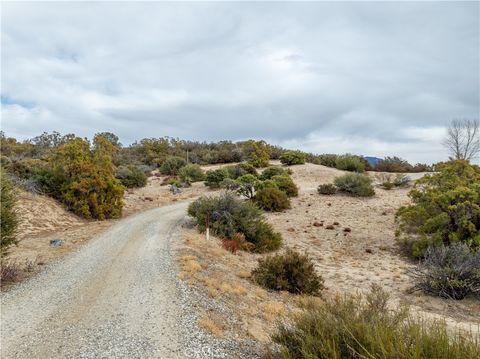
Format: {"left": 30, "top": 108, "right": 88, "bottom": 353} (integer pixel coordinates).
{"left": 334, "top": 173, "right": 375, "bottom": 197}
{"left": 187, "top": 193, "right": 282, "bottom": 252}
{"left": 252, "top": 249, "right": 324, "bottom": 295}
{"left": 273, "top": 285, "right": 480, "bottom": 359}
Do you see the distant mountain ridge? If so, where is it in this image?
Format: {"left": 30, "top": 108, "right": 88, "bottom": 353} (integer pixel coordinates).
{"left": 364, "top": 156, "right": 382, "bottom": 168}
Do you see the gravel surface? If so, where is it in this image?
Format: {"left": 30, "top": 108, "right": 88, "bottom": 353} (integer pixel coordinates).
{"left": 1, "top": 201, "right": 259, "bottom": 358}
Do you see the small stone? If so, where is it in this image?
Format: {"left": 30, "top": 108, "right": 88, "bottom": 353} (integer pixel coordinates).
{"left": 50, "top": 239, "right": 63, "bottom": 247}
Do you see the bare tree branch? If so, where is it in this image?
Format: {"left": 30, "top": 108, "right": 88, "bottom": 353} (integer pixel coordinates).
{"left": 443, "top": 119, "right": 480, "bottom": 161}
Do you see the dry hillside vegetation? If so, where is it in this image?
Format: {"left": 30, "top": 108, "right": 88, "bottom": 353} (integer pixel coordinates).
{"left": 4, "top": 167, "right": 224, "bottom": 286}
{"left": 177, "top": 163, "right": 479, "bottom": 346}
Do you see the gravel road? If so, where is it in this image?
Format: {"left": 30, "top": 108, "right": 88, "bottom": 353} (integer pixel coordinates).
{"left": 1, "top": 201, "right": 240, "bottom": 359}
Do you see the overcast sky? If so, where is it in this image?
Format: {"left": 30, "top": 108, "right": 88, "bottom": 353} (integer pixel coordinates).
{"left": 1, "top": 1, "right": 479, "bottom": 164}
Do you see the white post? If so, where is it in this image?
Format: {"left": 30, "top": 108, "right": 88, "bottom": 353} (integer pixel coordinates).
{"left": 206, "top": 227, "right": 210, "bottom": 241}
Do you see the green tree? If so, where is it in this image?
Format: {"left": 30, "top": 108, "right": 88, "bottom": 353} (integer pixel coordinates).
{"left": 396, "top": 160, "right": 480, "bottom": 257}
{"left": 280, "top": 151, "right": 306, "bottom": 166}
{"left": 244, "top": 140, "right": 271, "bottom": 168}
{"left": 1, "top": 170, "right": 19, "bottom": 255}
{"left": 36, "top": 138, "right": 124, "bottom": 220}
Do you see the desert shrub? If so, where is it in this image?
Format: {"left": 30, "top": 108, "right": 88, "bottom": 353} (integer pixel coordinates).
{"left": 317, "top": 183, "right": 336, "bottom": 195}
{"left": 225, "top": 163, "right": 257, "bottom": 179}
{"left": 381, "top": 181, "right": 395, "bottom": 190}
{"left": 334, "top": 173, "right": 375, "bottom": 197}
{"left": 318, "top": 154, "right": 338, "bottom": 168}
{"left": 244, "top": 140, "right": 271, "bottom": 168}
{"left": 260, "top": 166, "right": 288, "bottom": 180}
{"left": 255, "top": 179, "right": 278, "bottom": 191}
{"left": 236, "top": 174, "right": 259, "bottom": 199}
{"left": 7, "top": 159, "right": 46, "bottom": 179}
{"left": 219, "top": 178, "right": 240, "bottom": 191}
{"left": 252, "top": 249, "right": 324, "bottom": 295}
{"left": 393, "top": 174, "right": 411, "bottom": 187}
{"left": 375, "top": 156, "right": 413, "bottom": 172}
{"left": 396, "top": 160, "right": 480, "bottom": 257}
{"left": 178, "top": 164, "right": 205, "bottom": 185}
{"left": 271, "top": 175, "right": 298, "bottom": 197}
{"left": 204, "top": 169, "right": 228, "bottom": 189}
{"left": 35, "top": 138, "right": 124, "bottom": 219}
{"left": 412, "top": 163, "right": 433, "bottom": 172}
{"left": 279, "top": 151, "right": 306, "bottom": 166}
{"left": 410, "top": 243, "right": 480, "bottom": 300}
{"left": 244, "top": 220, "right": 282, "bottom": 253}
{"left": 273, "top": 284, "right": 480, "bottom": 359}
{"left": 115, "top": 165, "right": 147, "bottom": 188}
{"left": 159, "top": 156, "right": 187, "bottom": 175}
{"left": 1, "top": 171, "right": 19, "bottom": 255}
{"left": 255, "top": 187, "right": 291, "bottom": 212}
{"left": 335, "top": 155, "right": 365, "bottom": 172}
{"left": 187, "top": 193, "right": 282, "bottom": 252}
{"left": 0, "top": 262, "right": 19, "bottom": 284}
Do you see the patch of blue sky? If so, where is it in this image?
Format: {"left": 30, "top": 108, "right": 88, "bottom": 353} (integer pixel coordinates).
{"left": 0, "top": 95, "right": 35, "bottom": 109}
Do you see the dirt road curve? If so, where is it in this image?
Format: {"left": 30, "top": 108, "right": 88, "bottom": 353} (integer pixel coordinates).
{"left": 1, "top": 202, "right": 194, "bottom": 358}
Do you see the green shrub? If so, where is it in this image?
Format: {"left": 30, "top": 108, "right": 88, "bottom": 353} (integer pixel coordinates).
{"left": 1, "top": 171, "right": 19, "bottom": 255}
{"left": 260, "top": 166, "right": 288, "bottom": 180}
{"left": 255, "top": 187, "right": 291, "bottom": 212}
{"left": 178, "top": 164, "right": 205, "bottom": 185}
{"left": 255, "top": 179, "right": 278, "bottom": 191}
{"left": 204, "top": 169, "right": 228, "bottom": 189}
{"left": 244, "top": 220, "right": 282, "bottom": 253}
{"left": 393, "top": 174, "right": 411, "bottom": 187}
{"left": 381, "top": 181, "right": 394, "bottom": 190}
{"left": 236, "top": 174, "right": 258, "bottom": 199}
{"left": 8, "top": 159, "right": 45, "bottom": 179}
{"left": 159, "top": 156, "right": 187, "bottom": 175}
{"left": 279, "top": 151, "right": 306, "bottom": 166}
{"left": 375, "top": 156, "right": 413, "bottom": 172}
{"left": 271, "top": 175, "right": 298, "bottom": 197}
{"left": 219, "top": 178, "right": 240, "bottom": 191}
{"left": 115, "top": 165, "right": 147, "bottom": 188}
{"left": 334, "top": 173, "right": 375, "bottom": 197}
{"left": 410, "top": 243, "right": 480, "bottom": 300}
{"left": 35, "top": 138, "right": 124, "bottom": 220}
{"left": 318, "top": 154, "right": 338, "bottom": 168}
{"left": 335, "top": 155, "right": 365, "bottom": 172}
{"left": 317, "top": 183, "right": 337, "bottom": 195}
{"left": 252, "top": 249, "right": 324, "bottom": 295}
{"left": 244, "top": 140, "right": 271, "bottom": 168}
{"left": 225, "top": 163, "right": 257, "bottom": 179}
{"left": 396, "top": 161, "right": 480, "bottom": 258}
{"left": 187, "top": 193, "right": 282, "bottom": 252}
{"left": 273, "top": 285, "right": 480, "bottom": 359}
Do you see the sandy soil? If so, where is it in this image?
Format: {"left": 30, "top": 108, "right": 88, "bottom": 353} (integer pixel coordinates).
{"left": 176, "top": 163, "right": 479, "bottom": 345}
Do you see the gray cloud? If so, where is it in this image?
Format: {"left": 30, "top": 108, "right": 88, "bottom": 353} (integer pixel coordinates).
{"left": 1, "top": 1, "right": 479, "bottom": 164}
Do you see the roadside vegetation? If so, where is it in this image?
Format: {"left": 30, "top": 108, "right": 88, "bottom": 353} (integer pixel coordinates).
{"left": 273, "top": 285, "right": 480, "bottom": 359}
{"left": 252, "top": 249, "right": 323, "bottom": 295}
{"left": 187, "top": 193, "right": 282, "bottom": 252}
{"left": 1, "top": 170, "right": 18, "bottom": 255}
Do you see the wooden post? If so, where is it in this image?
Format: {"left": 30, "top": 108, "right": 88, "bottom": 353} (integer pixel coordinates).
{"left": 205, "top": 213, "right": 210, "bottom": 240}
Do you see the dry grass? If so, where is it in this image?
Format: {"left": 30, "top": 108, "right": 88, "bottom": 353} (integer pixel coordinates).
{"left": 198, "top": 316, "right": 223, "bottom": 337}
{"left": 262, "top": 301, "right": 285, "bottom": 321}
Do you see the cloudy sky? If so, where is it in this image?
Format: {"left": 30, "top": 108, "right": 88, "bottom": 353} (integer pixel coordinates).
{"left": 1, "top": 1, "right": 479, "bottom": 164}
